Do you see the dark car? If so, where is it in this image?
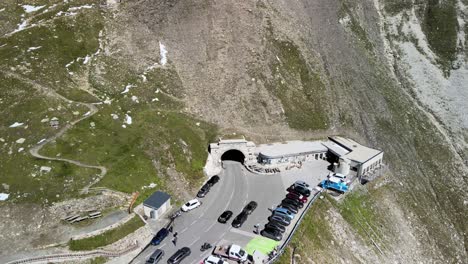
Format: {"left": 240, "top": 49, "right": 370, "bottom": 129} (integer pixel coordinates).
{"left": 282, "top": 197, "right": 303, "bottom": 209}
{"left": 151, "top": 228, "right": 169, "bottom": 245}
{"left": 261, "top": 227, "right": 283, "bottom": 241}
{"left": 243, "top": 201, "right": 258, "bottom": 215}
{"left": 197, "top": 183, "right": 211, "bottom": 198}
{"left": 218, "top": 210, "right": 233, "bottom": 223}
{"left": 286, "top": 192, "right": 308, "bottom": 203}
{"left": 287, "top": 185, "right": 311, "bottom": 197}
{"left": 232, "top": 212, "right": 248, "bottom": 228}
{"left": 167, "top": 247, "right": 191, "bottom": 264}
{"left": 207, "top": 175, "right": 220, "bottom": 186}
{"left": 146, "top": 249, "right": 164, "bottom": 264}
{"left": 265, "top": 221, "right": 286, "bottom": 233}
{"left": 268, "top": 214, "right": 291, "bottom": 226}
{"left": 279, "top": 203, "right": 299, "bottom": 214}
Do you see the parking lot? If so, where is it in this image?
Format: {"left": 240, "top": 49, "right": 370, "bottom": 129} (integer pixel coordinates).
{"left": 132, "top": 159, "right": 330, "bottom": 264}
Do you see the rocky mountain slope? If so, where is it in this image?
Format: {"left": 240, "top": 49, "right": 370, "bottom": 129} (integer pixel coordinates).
{"left": 0, "top": 0, "right": 466, "bottom": 263}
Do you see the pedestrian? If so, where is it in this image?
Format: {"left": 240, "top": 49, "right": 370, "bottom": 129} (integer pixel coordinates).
{"left": 168, "top": 225, "right": 173, "bottom": 233}
{"left": 173, "top": 232, "right": 178, "bottom": 237}
{"left": 172, "top": 236, "right": 178, "bottom": 246}
{"left": 254, "top": 223, "right": 259, "bottom": 234}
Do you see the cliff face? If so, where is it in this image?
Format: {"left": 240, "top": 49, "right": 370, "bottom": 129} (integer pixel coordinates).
{"left": 0, "top": 0, "right": 466, "bottom": 262}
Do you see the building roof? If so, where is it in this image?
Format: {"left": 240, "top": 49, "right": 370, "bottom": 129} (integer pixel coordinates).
{"left": 257, "top": 141, "right": 328, "bottom": 159}
{"left": 321, "top": 141, "right": 350, "bottom": 157}
{"left": 143, "top": 191, "right": 171, "bottom": 210}
{"left": 329, "top": 136, "right": 382, "bottom": 163}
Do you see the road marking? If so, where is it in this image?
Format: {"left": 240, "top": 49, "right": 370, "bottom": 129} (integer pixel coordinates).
{"left": 204, "top": 222, "right": 216, "bottom": 232}
{"left": 181, "top": 227, "right": 188, "bottom": 233}
{"left": 190, "top": 220, "right": 197, "bottom": 226}
{"left": 160, "top": 242, "right": 166, "bottom": 248}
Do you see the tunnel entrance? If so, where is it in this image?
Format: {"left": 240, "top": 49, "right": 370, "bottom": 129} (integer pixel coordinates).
{"left": 221, "top": 149, "right": 245, "bottom": 164}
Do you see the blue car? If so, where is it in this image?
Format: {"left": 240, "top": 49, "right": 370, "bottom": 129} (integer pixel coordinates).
{"left": 150, "top": 228, "right": 169, "bottom": 245}
{"left": 273, "top": 208, "right": 295, "bottom": 220}
{"left": 321, "top": 177, "right": 349, "bottom": 193}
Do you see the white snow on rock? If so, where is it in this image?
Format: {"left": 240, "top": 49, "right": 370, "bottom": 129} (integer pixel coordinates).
{"left": 40, "top": 166, "right": 52, "bottom": 173}
{"left": 83, "top": 55, "right": 91, "bottom": 65}
{"left": 142, "top": 183, "right": 157, "bottom": 189}
{"left": 141, "top": 75, "right": 147, "bottom": 82}
{"left": 68, "top": 5, "right": 93, "bottom": 11}
{"left": 22, "top": 5, "right": 46, "bottom": 13}
{"left": 159, "top": 42, "right": 168, "bottom": 66}
{"left": 151, "top": 98, "right": 159, "bottom": 102}
{"left": 18, "top": 147, "right": 24, "bottom": 153}
{"left": 41, "top": 118, "right": 49, "bottom": 123}
{"left": 9, "top": 122, "right": 24, "bottom": 128}
{"left": 124, "top": 114, "right": 133, "bottom": 125}
{"left": 0, "top": 193, "right": 9, "bottom": 201}
{"left": 110, "top": 113, "right": 119, "bottom": 120}
{"left": 12, "top": 20, "right": 28, "bottom": 34}
{"left": 121, "top": 84, "right": 135, "bottom": 94}
{"left": 196, "top": 122, "right": 200, "bottom": 126}
{"left": 27, "top": 46, "right": 42, "bottom": 52}
{"left": 122, "top": 124, "right": 126, "bottom": 128}
{"left": 131, "top": 96, "right": 139, "bottom": 103}
{"left": 155, "top": 88, "right": 160, "bottom": 94}
{"left": 16, "top": 138, "right": 26, "bottom": 144}
{"left": 0, "top": 138, "right": 5, "bottom": 142}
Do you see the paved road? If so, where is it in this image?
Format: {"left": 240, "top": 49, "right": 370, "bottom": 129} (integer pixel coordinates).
{"left": 132, "top": 161, "right": 285, "bottom": 264}
{"left": 132, "top": 160, "right": 330, "bottom": 264}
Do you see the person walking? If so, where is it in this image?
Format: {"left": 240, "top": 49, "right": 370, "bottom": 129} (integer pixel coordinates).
{"left": 168, "top": 225, "right": 173, "bottom": 233}
{"left": 172, "top": 236, "right": 178, "bottom": 246}
{"left": 173, "top": 232, "right": 178, "bottom": 238}
{"left": 254, "top": 223, "right": 259, "bottom": 234}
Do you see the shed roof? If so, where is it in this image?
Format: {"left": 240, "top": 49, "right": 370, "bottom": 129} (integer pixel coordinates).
{"left": 257, "top": 141, "right": 328, "bottom": 159}
{"left": 329, "top": 136, "right": 382, "bottom": 163}
{"left": 143, "top": 191, "right": 171, "bottom": 210}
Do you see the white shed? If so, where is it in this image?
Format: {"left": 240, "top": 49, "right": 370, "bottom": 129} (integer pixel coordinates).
{"left": 143, "top": 191, "right": 171, "bottom": 220}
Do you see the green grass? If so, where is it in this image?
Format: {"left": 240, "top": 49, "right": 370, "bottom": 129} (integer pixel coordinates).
{"left": 265, "top": 38, "right": 329, "bottom": 130}
{"left": 383, "top": 0, "right": 413, "bottom": 15}
{"left": 422, "top": 0, "right": 458, "bottom": 73}
{"left": 69, "top": 215, "right": 144, "bottom": 251}
{"left": 339, "top": 0, "right": 374, "bottom": 52}
{"left": 88, "top": 257, "right": 108, "bottom": 264}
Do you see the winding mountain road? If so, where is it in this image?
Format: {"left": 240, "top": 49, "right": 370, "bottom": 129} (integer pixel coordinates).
{"left": 4, "top": 71, "right": 107, "bottom": 194}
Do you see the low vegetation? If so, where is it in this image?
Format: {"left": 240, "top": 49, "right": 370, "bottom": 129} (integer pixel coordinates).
{"left": 266, "top": 38, "right": 329, "bottom": 131}
{"left": 69, "top": 215, "right": 144, "bottom": 251}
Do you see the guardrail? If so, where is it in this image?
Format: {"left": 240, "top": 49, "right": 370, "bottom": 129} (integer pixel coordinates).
{"left": 6, "top": 242, "right": 139, "bottom": 264}
{"left": 266, "top": 189, "right": 324, "bottom": 263}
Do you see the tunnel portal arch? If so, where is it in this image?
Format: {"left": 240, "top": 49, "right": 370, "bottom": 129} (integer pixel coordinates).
{"left": 221, "top": 149, "right": 246, "bottom": 164}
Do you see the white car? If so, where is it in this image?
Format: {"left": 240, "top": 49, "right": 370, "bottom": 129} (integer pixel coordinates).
{"left": 181, "top": 199, "right": 201, "bottom": 212}
{"left": 204, "top": 255, "right": 228, "bottom": 264}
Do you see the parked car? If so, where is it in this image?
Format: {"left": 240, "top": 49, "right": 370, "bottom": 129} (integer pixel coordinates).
{"left": 204, "top": 255, "right": 228, "bottom": 264}
{"left": 146, "top": 249, "right": 164, "bottom": 264}
{"left": 167, "top": 247, "right": 191, "bottom": 264}
{"left": 181, "top": 199, "right": 201, "bottom": 212}
{"left": 286, "top": 192, "right": 308, "bottom": 203}
{"left": 268, "top": 214, "right": 291, "bottom": 226}
{"left": 273, "top": 208, "right": 295, "bottom": 220}
{"left": 279, "top": 203, "right": 299, "bottom": 214}
{"left": 207, "top": 175, "right": 220, "bottom": 186}
{"left": 197, "top": 184, "right": 211, "bottom": 198}
{"left": 282, "top": 197, "right": 303, "bottom": 209}
{"left": 218, "top": 210, "right": 233, "bottom": 223}
{"left": 261, "top": 227, "right": 283, "bottom": 241}
{"left": 287, "top": 185, "right": 311, "bottom": 197}
{"left": 232, "top": 212, "right": 248, "bottom": 228}
{"left": 150, "top": 228, "right": 169, "bottom": 245}
{"left": 265, "top": 221, "right": 286, "bottom": 232}
{"left": 293, "top": 180, "right": 311, "bottom": 190}
{"left": 242, "top": 201, "right": 257, "bottom": 215}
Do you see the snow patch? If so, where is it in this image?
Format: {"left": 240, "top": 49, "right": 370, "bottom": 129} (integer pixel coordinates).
{"left": 16, "top": 138, "right": 26, "bottom": 144}
{"left": 159, "top": 42, "right": 168, "bottom": 66}
{"left": 121, "top": 84, "right": 135, "bottom": 94}
{"left": 111, "top": 113, "right": 119, "bottom": 120}
{"left": 68, "top": 5, "right": 94, "bottom": 11}
{"left": 124, "top": 114, "right": 132, "bottom": 125}
{"left": 131, "top": 96, "right": 139, "bottom": 103}
{"left": 142, "top": 183, "right": 157, "bottom": 189}
{"left": 18, "top": 148, "right": 24, "bottom": 153}
{"left": 151, "top": 98, "right": 159, "bottom": 102}
{"left": 141, "top": 75, "right": 147, "bottom": 82}
{"left": 0, "top": 193, "right": 9, "bottom": 201}
{"left": 37, "top": 138, "right": 46, "bottom": 144}
{"left": 22, "top": 5, "right": 46, "bottom": 13}
{"left": 83, "top": 55, "right": 91, "bottom": 65}
{"left": 83, "top": 111, "right": 91, "bottom": 116}
{"left": 9, "top": 122, "right": 24, "bottom": 128}
{"left": 27, "top": 46, "right": 42, "bottom": 52}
